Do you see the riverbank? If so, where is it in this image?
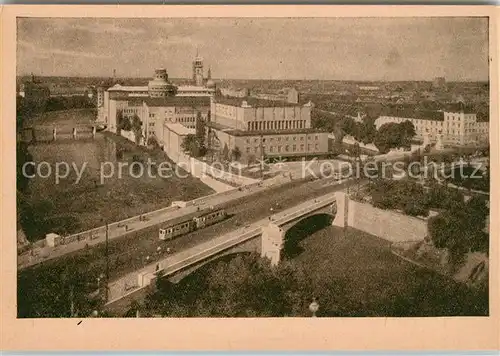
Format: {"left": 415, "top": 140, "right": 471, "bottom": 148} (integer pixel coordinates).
{"left": 18, "top": 110, "right": 214, "bottom": 242}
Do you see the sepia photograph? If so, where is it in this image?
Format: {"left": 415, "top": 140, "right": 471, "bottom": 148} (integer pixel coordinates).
{"left": 13, "top": 14, "right": 493, "bottom": 321}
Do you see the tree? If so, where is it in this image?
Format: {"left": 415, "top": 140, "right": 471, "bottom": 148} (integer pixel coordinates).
{"left": 181, "top": 134, "right": 200, "bottom": 157}
{"left": 195, "top": 111, "right": 205, "bottom": 143}
{"left": 231, "top": 146, "right": 242, "bottom": 162}
{"left": 428, "top": 195, "right": 490, "bottom": 265}
{"left": 340, "top": 117, "right": 357, "bottom": 137}
{"left": 247, "top": 154, "right": 256, "bottom": 166}
{"left": 145, "top": 254, "right": 312, "bottom": 317}
{"left": 221, "top": 143, "right": 230, "bottom": 162}
{"left": 147, "top": 135, "right": 159, "bottom": 148}
{"left": 130, "top": 114, "right": 143, "bottom": 144}
{"left": 117, "top": 112, "right": 132, "bottom": 132}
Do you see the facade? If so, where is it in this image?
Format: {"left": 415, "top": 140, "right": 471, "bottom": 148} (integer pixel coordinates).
{"left": 163, "top": 123, "right": 196, "bottom": 160}
{"left": 106, "top": 96, "right": 209, "bottom": 146}
{"left": 208, "top": 96, "right": 329, "bottom": 161}
{"left": 374, "top": 110, "right": 489, "bottom": 146}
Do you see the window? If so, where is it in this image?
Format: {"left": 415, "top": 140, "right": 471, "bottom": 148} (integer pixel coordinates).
{"left": 263, "top": 138, "right": 266, "bottom": 142}
{"left": 254, "top": 138, "right": 258, "bottom": 143}
{"left": 293, "top": 136, "right": 297, "bottom": 141}
{"left": 278, "top": 146, "right": 282, "bottom": 152}
{"left": 254, "top": 147, "right": 258, "bottom": 153}
{"left": 270, "top": 146, "right": 274, "bottom": 152}
{"left": 300, "top": 137, "right": 304, "bottom": 141}
{"left": 300, "top": 144, "right": 304, "bottom": 151}
{"left": 293, "top": 144, "right": 297, "bottom": 151}
{"left": 285, "top": 145, "right": 289, "bottom": 152}
{"left": 308, "top": 144, "right": 311, "bottom": 151}
{"left": 285, "top": 137, "right": 289, "bottom": 141}
{"left": 315, "top": 144, "right": 319, "bottom": 150}
{"left": 246, "top": 147, "right": 250, "bottom": 153}
{"left": 246, "top": 139, "right": 250, "bottom": 144}
{"left": 315, "top": 135, "right": 318, "bottom": 140}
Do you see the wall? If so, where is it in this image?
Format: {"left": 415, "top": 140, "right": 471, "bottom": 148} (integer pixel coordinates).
{"left": 347, "top": 198, "right": 428, "bottom": 243}
{"left": 333, "top": 192, "right": 427, "bottom": 243}
{"left": 342, "top": 135, "right": 379, "bottom": 153}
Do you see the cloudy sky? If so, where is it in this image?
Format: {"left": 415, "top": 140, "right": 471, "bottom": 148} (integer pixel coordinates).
{"left": 17, "top": 17, "right": 489, "bottom": 81}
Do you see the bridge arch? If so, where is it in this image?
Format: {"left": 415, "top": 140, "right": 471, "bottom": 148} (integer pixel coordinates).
{"left": 282, "top": 213, "right": 334, "bottom": 259}
{"left": 164, "top": 235, "right": 261, "bottom": 285}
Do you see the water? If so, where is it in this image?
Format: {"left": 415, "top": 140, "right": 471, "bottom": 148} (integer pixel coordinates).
{"left": 19, "top": 110, "right": 213, "bottom": 241}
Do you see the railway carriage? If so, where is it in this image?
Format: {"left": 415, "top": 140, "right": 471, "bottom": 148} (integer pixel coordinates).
{"left": 158, "top": 207, "right": 227, "bottom": 241}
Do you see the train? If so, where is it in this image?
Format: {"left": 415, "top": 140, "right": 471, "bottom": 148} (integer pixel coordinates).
{"left": 158, "top": 206, "right": 227, "bottom": 241}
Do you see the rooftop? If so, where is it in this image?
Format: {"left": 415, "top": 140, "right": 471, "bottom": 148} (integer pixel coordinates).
{"left": 128, "top": 96, "right": 210, "bottom": 107}
{"left": 164, "top": 122, "right": 195, "bottom": 136}
{"left": 178, "top": 85, "right": 214, "bottom": 91}
{"left": 108, "top": 84, "right": 148, "bottom": 92}
{"left": 215, "top": 96, "right": 310, "bottom": 108}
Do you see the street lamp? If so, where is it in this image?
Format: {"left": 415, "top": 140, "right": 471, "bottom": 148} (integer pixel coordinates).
{"left": 309, "top": 298, "right": 319, "bottom": 317}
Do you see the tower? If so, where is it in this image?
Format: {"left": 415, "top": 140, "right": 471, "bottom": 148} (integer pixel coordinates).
{"left": 192, "top": 49, "right": 204, "bottom": 87}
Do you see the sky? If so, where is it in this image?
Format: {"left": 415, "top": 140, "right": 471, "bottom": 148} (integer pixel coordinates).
{"left": 17, "top": 17, "right": 489, "bottom": 81}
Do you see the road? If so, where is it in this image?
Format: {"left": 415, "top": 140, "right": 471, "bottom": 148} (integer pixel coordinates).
{"left": 20, "top": 176, "right": 360, "bottom": 290}
{"left": 105, "top": 191, "right": 338, "bottom": 304}
{"left": 17, "top": 174, "right": 292, "bottom": 269}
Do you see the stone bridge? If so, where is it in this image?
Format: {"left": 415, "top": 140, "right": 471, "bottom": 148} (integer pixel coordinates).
{"left": 103, "top": 192, "right": 338, "bottom": 315}
{"left": 19, "top": 125, "right": 101, "bottom": 144}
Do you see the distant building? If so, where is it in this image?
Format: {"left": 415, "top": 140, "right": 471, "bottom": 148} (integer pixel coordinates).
{"left": 207, "top": 96, "right": 329, "bottom": 162}
{"left": 97, "top": 52, "right": 215, "bottom": 124}
{"left": 251, "top": 87, "right": 300, "bottom": 104}
{"left": 220, "top": 87, "right": 250, "bottom": 98}
{"left": 375, "top": 105, "right": 489, "bottom": 147}
{"left": 106, "top": 95, "right": 210, "bottom": 146}
{"left": 433, "top": 76, "right": 446, "bottom": 89}
{"left": 358, "top": 86, "right": 380, "bottom": 91}
{"left": 21, "top": 74, "right": 50, "bottom": 102}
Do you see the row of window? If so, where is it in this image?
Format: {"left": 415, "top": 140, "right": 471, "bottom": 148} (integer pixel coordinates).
{"left": 245, "top": 135, "right": 318, "bottom": 144}
{"left": 178, "top": 117, "right": 195, "bottom": 123}
{"left": 247, "top": 120, "right": 307, "bottom": 131}
{"left": 245, "top": 143, "right": 319, "bottom": 154}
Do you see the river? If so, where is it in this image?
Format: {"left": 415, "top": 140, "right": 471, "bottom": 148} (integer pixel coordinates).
{"left": 19, "top": 109, "right": 214, "bottom": 242}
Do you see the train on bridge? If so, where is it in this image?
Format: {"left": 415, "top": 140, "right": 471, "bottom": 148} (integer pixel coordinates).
{"left": 158, "top": 206, "right": 227, "bottom": 241}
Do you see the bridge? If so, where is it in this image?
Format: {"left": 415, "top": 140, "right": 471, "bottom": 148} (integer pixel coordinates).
{"left": 17, "top": 178, "right": 290, "bottom": 270}
{"left": 19, "top": 124, "right": 106, "bottom": 144}
{"left": 103, "top": 192, "right": 338, "bottom": 314}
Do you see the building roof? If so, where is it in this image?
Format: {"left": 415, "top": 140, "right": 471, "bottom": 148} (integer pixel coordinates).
{"left": 128, "top": 96, "right": 210, "bottom": 108}
{"left": 177, "top": 85, "right": 214, "bottom": 91}
{"left": 164, "top": 122, "right": 195, "bottom": 136}
{"left": 215, "top": 96, "right": 309, "bottom": 108}
{"left": 206, "top": 121, "right": 326, "bottom": 137}
{"left": 444, "top": 103, "right": 476, "bottom": 114}
{"left": 108, "top": 84, "right": 148, "bottom": 92}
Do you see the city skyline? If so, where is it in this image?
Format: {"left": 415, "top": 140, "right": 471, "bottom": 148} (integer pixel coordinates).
{"left": 18, "top": 17, "right": 489, "bottom": 82}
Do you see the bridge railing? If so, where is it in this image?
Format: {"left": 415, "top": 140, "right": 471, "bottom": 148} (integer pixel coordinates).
{"left": 273, "top": 195, "right": 337, "bottom": 226}
{"left": 105, "top": 227, "right": 262, "bottom": 305}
